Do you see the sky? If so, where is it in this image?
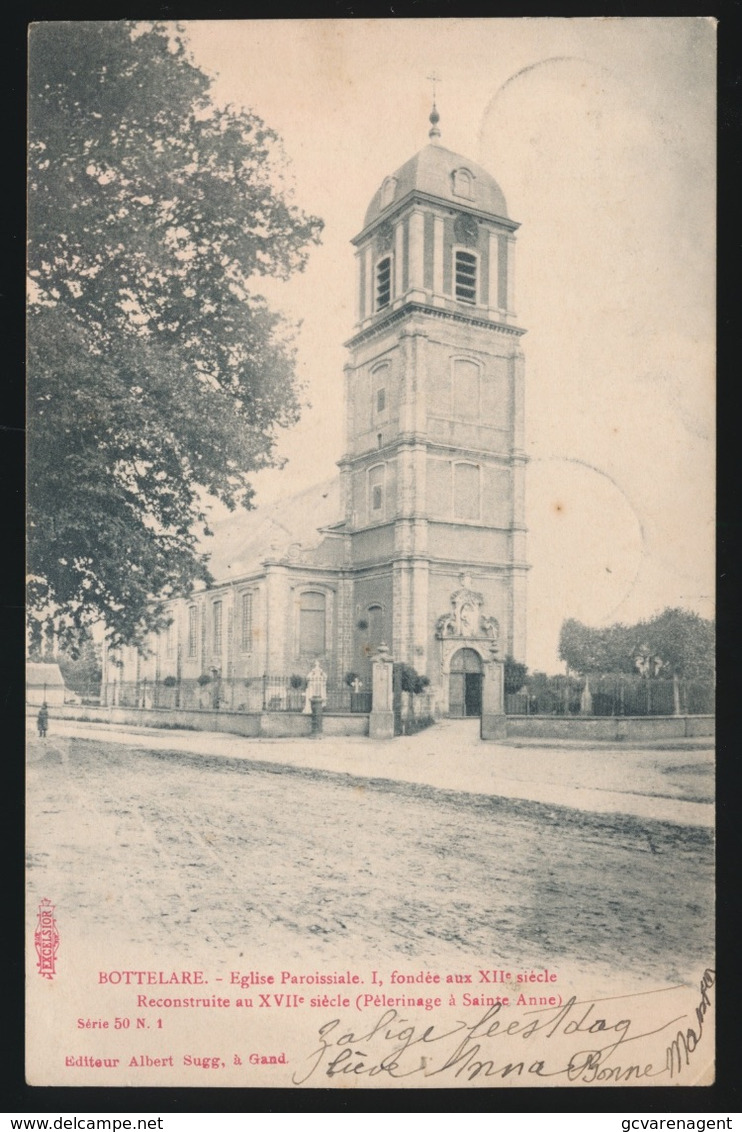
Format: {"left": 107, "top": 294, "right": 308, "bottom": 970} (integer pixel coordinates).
{"left": 183, "top": 18, "right": 716, "bottom": 672}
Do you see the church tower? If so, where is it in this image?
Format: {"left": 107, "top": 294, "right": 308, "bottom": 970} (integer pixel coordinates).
{"left": 339, "top": 106, "right": 528, "bottom": 715}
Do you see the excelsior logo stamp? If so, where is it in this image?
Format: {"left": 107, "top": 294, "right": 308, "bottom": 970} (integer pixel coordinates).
{"left": 34, "top": 898, "right": 59, "bottom": 980}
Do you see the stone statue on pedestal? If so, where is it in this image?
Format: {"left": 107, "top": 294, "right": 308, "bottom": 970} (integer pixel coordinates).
{"left": 303, "top": 661, "right": 327, "bottom": 713}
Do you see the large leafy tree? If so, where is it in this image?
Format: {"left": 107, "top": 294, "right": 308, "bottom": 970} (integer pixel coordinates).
{"left": 640, "top": 607, "right": 715, "bottom": 682}
{"left": 558, "top": 618, "right": 638, "bottom": 676}
{"left": 559, "top": 608, "right": 714, "bottom": 682}
{"left": 27, "top": 21, "right": 323, "bottom": 650}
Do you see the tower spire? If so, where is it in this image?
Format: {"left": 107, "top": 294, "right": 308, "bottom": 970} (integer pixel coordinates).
{"left": 428, "top": 103, "right": 441, "bottom": 141}
{"left": 427, "top": 71, "right": 441, "bottom": 141}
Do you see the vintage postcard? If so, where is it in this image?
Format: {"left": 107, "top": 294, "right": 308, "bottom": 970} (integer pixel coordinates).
{"left": 26, "top": 18, "right": 715, "bottom": 1089}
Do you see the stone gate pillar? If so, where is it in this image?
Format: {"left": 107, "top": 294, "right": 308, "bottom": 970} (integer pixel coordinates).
{"left": 369, "top": 643, "right": 395, "bottom": 740}
{"left": 481, "top": 657, "right": 506, "bottom": 740}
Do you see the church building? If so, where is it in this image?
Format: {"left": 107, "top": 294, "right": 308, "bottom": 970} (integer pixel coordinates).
{"left": 106, "top": 108, "right": 528, "bottom": 719}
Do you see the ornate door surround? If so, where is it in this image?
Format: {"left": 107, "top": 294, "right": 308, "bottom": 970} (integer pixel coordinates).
{"left": 435, "top": 574, "right": 500, "bottom": 716}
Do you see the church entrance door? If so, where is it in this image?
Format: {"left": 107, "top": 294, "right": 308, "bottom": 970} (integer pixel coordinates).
{"left": 449, "top": 648, "right": 483, "bottom": 717}
{"left": 464, "top": 672, "right": 483, "bottom": 717}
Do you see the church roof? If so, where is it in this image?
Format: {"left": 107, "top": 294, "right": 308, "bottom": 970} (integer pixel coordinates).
{"left": 202, "top": 476, "right": 342, "bottom": 582}
{"left": 363, "top": 142, "right": 509, "bottom": 230}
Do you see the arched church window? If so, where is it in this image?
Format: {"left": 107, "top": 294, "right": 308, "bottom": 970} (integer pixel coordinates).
{"left": 240, "top": 592, "right": 253, "bottom": 652}
{"left": 454, "top": 250, "right": 478, "bottom": 304}
{"left": 376, "top": 256, "right": 392, "bottom": 311}
{"left": 212, "top": 600, "right": 223, "bottom": 655}
{"left": 453, "top": 462, "right": 481, "bottom": 521}
{"left": 369, "top": 464, "right": 385, "bottom": 516}
{"left": 188, "top": 606, "right": 198, "bottom": 658}
{"left": 452, "top": 357, "right": 481, "bottom": 418}
{"left": 299, "top": 591, "right": 326, "bottom": 656}
{"left": 367, "top": 604, "right": 383, "bottom": 652}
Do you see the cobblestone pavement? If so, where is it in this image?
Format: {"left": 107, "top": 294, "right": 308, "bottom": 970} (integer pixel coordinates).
{"left": 27, "top": 728, "right": 714, "bottom": 988}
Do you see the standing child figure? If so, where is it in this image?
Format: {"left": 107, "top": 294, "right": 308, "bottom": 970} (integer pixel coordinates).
{"left": 37, "top": 703, "right": 48, "bottom": 738}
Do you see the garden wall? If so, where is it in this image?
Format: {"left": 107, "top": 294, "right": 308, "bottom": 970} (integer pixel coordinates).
{"left": 33, "top": 703, "right": 369, "bottom": 739}
{"left": 504, "top": 715, "right": 714, "bottom": 742}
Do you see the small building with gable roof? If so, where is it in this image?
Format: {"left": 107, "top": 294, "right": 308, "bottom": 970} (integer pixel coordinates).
{"left": 26, "top": 661, "right": 69, "bottom": 706}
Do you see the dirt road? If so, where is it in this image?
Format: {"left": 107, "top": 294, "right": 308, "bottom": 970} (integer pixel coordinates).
{"left": 27, "top": 734, "right": 713, "bottom": 987}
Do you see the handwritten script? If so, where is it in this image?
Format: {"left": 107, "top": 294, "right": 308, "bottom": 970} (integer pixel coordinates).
{"left": 292, "top": 969, "right": 715, "bottom": 1086}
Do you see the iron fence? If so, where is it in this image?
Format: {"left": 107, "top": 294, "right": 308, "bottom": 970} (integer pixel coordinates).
{"left": 104, "top": 676, "right": 371, "bottom": 714}
{"left": 506, "top": 675, "right": 714, "bottom": 717}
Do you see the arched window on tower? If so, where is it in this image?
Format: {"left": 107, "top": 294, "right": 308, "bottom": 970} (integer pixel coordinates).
{"left": 368, "top": 464, "right": 385, "bottom": 517}
{"left": 299, "top": 591, "right": 326, "bottom": 656}
{"left": 454, "top": 250, "right": 478, "bottom": 304}
{"left": 453, "top": 462, "right": 481, "bottom": 521}
{"left": 452, "top": 357, "right": 481, "bottom": 419}
{"left": 376, "top": 256, "right": 392, "bottom": 311}
{"left": 371, "top": 361, "right": 390, "bottom": 419}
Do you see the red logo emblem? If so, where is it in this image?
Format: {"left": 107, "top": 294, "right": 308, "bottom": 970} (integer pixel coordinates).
{"left": 34, "top": 898, "right": 59, "bottom": 980}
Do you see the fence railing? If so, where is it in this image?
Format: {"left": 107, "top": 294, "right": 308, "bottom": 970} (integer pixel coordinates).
{"left": 95, "top": 674, "right": 716, "bottom": 719}
{"left": 104, "top": 676, "right": 372, "bottom": 714}
{"left": 506, "top": 675, "right": 714, "bottom": 717}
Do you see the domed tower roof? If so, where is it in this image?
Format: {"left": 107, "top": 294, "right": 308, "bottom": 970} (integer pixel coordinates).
{"left": 363, "top": 142, "right": 509, "bottom": 231}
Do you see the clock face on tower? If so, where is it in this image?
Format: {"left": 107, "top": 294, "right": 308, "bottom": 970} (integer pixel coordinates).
{"left": 376, "top": 222, "right": 394, "bottom": 255}
{"left": 454, "top": 213, "right": 478, "bottom": 247}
